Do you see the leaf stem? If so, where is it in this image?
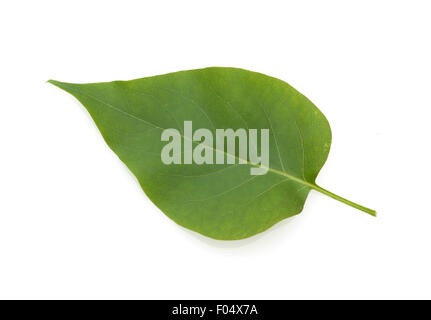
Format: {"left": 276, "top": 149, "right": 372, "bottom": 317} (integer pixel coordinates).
{"left": 311, "top": 184, "right": 376, "bottom": 216}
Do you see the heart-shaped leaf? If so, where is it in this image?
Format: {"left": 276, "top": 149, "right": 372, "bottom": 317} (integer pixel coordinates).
{"left": 49, "top": 67, "right": 375, "bottom": 240}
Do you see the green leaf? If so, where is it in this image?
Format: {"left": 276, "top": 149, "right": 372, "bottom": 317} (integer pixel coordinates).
{"left": 49, "top": 67, "right": 375, "bottom": 240}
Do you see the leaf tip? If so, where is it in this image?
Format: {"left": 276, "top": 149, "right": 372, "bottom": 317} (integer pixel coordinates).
{"left": 47, "top": 79, "right": 61, "bottom": 86}
{"left": 47, "top": 79, "right": 74, "bottom": 93}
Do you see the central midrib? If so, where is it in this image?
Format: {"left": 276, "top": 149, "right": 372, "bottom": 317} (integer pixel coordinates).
{"left": 53, "top": 81, "right": 315, "bottom": 188}
{"left": 49, "top": 80, "right": 376, "bottom": 216}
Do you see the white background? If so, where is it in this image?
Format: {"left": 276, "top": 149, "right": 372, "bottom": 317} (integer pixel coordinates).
{"left": 1, "top": 0, "right": 430, "bottom": 299}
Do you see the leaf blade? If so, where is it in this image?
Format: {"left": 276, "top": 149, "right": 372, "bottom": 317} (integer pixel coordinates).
{"left": 49, "top": 67, "right": 375, "bottom": 240}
